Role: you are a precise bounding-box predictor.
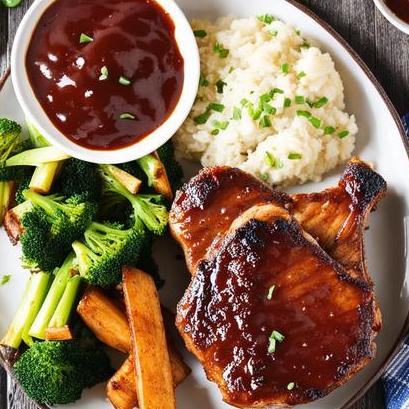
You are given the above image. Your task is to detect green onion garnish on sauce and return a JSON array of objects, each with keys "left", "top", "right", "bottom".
[
  {"left": 267, "top": 285, "right": 276, "bottom": 300},
  {"left": 79, "top": 33, "right": 93, "bottom": 44},
  {"left": 287, "top": 382, "right": 296, "bottom": 391},
  {"left": 268, "top": 330, "right": 285, "bottom": 354},
  {"left": 194, "top": 29, "right": 207, "bottom": 38},
  {"left": 120, "top": 113, "right": 136, "bottom": 120},
  {"left": 99, "top": 66, "right": 109, "bottom": 81},
  {"left": 288, "top": 152, "right": 302, "bottom": 160},
  {"left": 119, "top": 76, "right": 131, "bottom": 86}
]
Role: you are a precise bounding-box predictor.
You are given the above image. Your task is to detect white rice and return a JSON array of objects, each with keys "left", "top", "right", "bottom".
[{"left": 174, "top": 16, "right": 357, "bottom": 186}]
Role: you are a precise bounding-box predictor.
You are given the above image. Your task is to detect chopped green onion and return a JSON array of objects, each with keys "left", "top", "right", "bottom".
[
  {"left": 119, "top": 76, "right": 131, "bottom": 86},
  {"left": 240, "top": 98, "right": 250, "bottom": 107},
  {"left": 264, "top": 152, "right": 283, "bottom": 169},
  {"left": 194, "top": 110, "right": 211, "bottom": 124},
  {"left": 79, "top": 33, "right": 93, "bottom": 44},
  {"left": 324, "top": 126, "right": 336, "bottom": 135},
  {"left": 213, "top": 42, "right": 229, "bottom": 59},
  {"left": 259, "top": 93, "right": 272, "bottom": 104},
  {"left": 295, "top": 96, "right": 305, "bottom": 104},
  {"left": 288, "top": 152, "right": 302, "bottom": 160},
  {"left": 1, "top": 0, "right": 22, "bottom": 7},
  {"left": 260, "top": 172, "right": 269, "bottom": 182},
  {"left": 300, "top": 40, "right": 310, "bottom": 48},
  {"left": 194, "top": 29, "right": 207, "bottom": 38},
  {"left": 229, "top": 66, "right": 235, "bottom": 74},
  {"left": 314, "top": 96, "right": 329, "bottom": 108},
  {"left": 99, "top": 66, "right": 109, "bottom": 81},
  {"left": 306, "top": 98, "right": 314, "bottom": 108},
  {"left": 270, "top": 88, "right": 284, "bottom": 99},
  {"left": 296, "top": 110, "right": 311, "bottom": 119},
  {"left": 338, "top": 130, "right": 350, "bottom": 139},
  {"left": 268, "top": 330, "right": 285, "bottom": 354},
  {"left": 263, "top": 103, "right": 276, "bottom": 115},
  {"left": 287, "top": 382, "right": 296, "bottom": 391},
  {"left": 211, "top": 129, "right": 220, "bottom": 135},
  {"left": 268, "top": 29, "right": 278, "bottom": 37},
  {"left": 267, "top": 285, "right": 276, "bottom": 300},
  {"left": 259, "top": 115, "right": 272, "bottom": 128},
  {"left": 199, "top": 73, "right": 209, "bottom": 87},
  {"left": 309, "top": 116, "right": 321, "bottom": 129},
  {"left": 284, "top": 98, "right": 292, "bottom": 108},
  {"left": 212, "top": 120, "right": 229, "bottom": 130},
  {"left": 0, "top": 275, "right": 11, "bottom": 285},
  {"left": 120, "top": 113, "right": 135, "bottom": 120},
  {"left": 233, "top": 107, "right": 242, "bottom": 120},
  {"left": 297, "top": 71, "right": 306, "bottom": 79},
  {"left": 295, "top": 29, "right": 301, "bottom": 36},
  {"left": 216, "top": 79, "right": 227, "bottom": 94},
  {"left": 248, "top": 104, "right": 262, "bottom": 120},
  {"left": 209, "top": 102, "right": 225, "bottom": 112},
  {"left": 257, "top": 14, "right": 275, "bottom": 24},
  {"left": 281, "top": 63, "right": 290, "bottom": 74}
]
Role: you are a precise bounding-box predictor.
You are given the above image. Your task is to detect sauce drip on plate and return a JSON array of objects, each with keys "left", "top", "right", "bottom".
[
  {"left": 26, "top": 0, "right": 184, "bottom": 150},
  {"left": 385, "top": 0, "right": 409, "bottom": 24}
]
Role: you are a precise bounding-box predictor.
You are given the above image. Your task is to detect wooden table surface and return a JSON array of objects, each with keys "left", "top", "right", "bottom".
[{"left": 1, "top": 0, "right": 408, "bottom": 408}]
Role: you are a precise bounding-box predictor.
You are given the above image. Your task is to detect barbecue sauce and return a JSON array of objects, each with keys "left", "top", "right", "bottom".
[
  {"left": 385, "top": 0, "right": 409, "bottom": 24},
  {"left": 26, "top": 0, "right": 184, "bottom": 150}
]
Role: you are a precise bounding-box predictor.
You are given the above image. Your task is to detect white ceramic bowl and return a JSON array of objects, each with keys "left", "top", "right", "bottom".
[
  {"left": 11, "top": 0, "right": 200, "bottom": 164},
  {"left": 374, "top": 0, "right": 409, "bottom": 35}
]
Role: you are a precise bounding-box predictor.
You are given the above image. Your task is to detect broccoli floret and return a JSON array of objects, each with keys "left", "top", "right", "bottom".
[
  {"left": 20, "top": 191, "right": 96, "bottom": 272},
  {"left": 100, "top": 165, "right": 168, "bottom": 235},
  {"left": 13, "top": 340, "right": 112, "bottom": 405},
  {"left": 72, "top": 221, "right": 146, "bottom": 287},
  {"left": 54, "top": 158, "right": 100, "bottom": 200},
  {"left": 157, "top": 140, "right": 184, "bottom": 191},
  {"left": 14, "top": 169, "right": 35, "bottom": 205}
]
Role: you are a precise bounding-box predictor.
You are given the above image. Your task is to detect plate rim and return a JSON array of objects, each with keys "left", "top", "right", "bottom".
[{"left": 1, "top": 0, "right": 409, "bottom": 406}]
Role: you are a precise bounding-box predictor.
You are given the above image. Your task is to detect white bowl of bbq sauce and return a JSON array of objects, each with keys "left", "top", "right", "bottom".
[
  {"left": 11, "top": 0, "right": 200, "bottom": 164},
  {"left": 374, "top": 0, "right": 409, "bottom": 35}
]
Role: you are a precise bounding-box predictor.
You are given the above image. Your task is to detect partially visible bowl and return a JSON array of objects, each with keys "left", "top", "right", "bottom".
[
  {"left": 11, "top": 0, "right": 200, "bottom": 164},
  {"left": 374, "top": 0, "right": 409, "bottom": 35}
]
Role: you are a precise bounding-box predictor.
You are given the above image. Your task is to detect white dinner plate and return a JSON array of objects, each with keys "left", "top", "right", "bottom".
[{"left": 1, "top": 0, "right": 409, "bottom": 408}]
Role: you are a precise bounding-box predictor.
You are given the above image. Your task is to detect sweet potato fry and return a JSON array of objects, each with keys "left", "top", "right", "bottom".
[
  {"left": 77, "top": 287, "right": 131, "bottom": 353},
  {"left": 107, "top": 356, "right": 137, "bottom": 409},
  {"left": 123, "top": 267, "right": 175, "bottom": 409}
]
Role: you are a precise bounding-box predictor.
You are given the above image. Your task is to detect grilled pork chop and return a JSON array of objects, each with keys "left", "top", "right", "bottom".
[{"left": 170, "top": 158, "right": 386, "bottom": 407}]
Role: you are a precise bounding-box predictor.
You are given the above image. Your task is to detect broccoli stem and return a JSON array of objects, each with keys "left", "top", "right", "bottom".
[
  {"left": 29, "top": 254, "right": 77, "bottom": 340},
  {"left": 0, "top": 180, "right": 14, "bottom": 224},
  {"left": 22, "top": 189, "right": 60, "bottom": 215},
  {"left": 26, "top": 119, "right": 50, "bottom": 148},
  {"left": 48, "top": 275, "right": 82, "bottom": 329},
  {"left": 1, "top": 271, "right": 51, "bottom": 349},
  {"left": 6, "top": 147, "right": 70, "bottom": 167},
  {"left": 29, "top": 162, "right": 63, "bottom": 194}
]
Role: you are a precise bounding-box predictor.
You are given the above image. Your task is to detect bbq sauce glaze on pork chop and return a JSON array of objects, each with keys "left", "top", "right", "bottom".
[{"left": 171, "top": 158, "right": 386, "bottom": 407}]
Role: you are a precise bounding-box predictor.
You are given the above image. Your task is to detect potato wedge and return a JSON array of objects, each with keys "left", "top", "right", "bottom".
[
  {"left": 107, "top": 356, "right": 137, "bottom": 409},
  {"left": 123, "top": 267, "right": 175, "bottom": 409},
  {"left": 77, "top": 287, "right": 131, "bottom": 353},
  {"left": 45, "top": 325, "right": 73, "bottom": 341}
]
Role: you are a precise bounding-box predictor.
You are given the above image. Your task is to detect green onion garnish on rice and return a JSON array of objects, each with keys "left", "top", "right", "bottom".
[
  {"left": 281, "top": 63, "right": 290, "bottom": 74},
  {"left": 194, "top": 29, "right": 207, "bottom": 38},
  {"left": 296, "top": 110, "right": 311, "bottom": 119},
  {"left": 288, "top": 152, "right": 302, "bottom": 160},
  {"left": 259, "top": 115, "right": 272, "bottom": 128},
  {"left": 233, "top": 107, "right": 242, "bottom": 120},
  {"left": 213, "top": 42, "right": 229, "bottom": 58},
  {"left": 338, "top": 130, "right": 349, "bottom": 139},
  {"left": 257, "top": 14, "right": 275, "bottom": 24},
  {"left": 324, "top": 126, "right": 336, "bottom": 135},
  {"left": 216, "top": 79, "right": 227, "bottom": 94}
]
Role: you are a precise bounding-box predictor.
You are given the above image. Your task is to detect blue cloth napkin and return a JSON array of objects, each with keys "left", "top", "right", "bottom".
[{"left": 382, "top": 113, "right": 409, "bottom": 409}]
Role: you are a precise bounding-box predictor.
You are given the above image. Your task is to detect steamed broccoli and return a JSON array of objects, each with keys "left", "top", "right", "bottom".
[
  {"left": 0, "top": 118, "right": 23, "bottom": 223},
  {"left": 13, "top": 340, "right": 112, "bottom": 405},
  {"left": 54, "top": 158, "right": 100, "bottom": 200},
  {"left": 14, "top": 169, "right": 34, "bottom": 205},
  {"left": 20, "top": 191, "right": 96, "bottom": 272},
  {"left": 99, "top": 165, "right": 168, "bottom": 235},
  {"left": 72, "top": 221, "right": 145, "bottom": 287}
]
